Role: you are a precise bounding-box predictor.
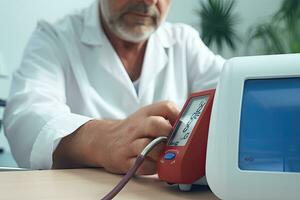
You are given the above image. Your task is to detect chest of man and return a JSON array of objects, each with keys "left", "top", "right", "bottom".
[{"left": 63, "top": 37, "right": 189, "bottom": 120}]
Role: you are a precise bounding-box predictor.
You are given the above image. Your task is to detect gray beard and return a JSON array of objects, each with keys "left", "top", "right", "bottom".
[{"left": 100, "top": 1, "right": 163, "bottom": 43}]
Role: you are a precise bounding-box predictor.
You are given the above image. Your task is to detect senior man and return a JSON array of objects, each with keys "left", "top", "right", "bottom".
[{"left": 4, "top": 0, "right": 225, "bottom": 175}]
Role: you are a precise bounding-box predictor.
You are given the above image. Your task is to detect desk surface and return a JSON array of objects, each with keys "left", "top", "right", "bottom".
[{"left": 0, "top": 168, "right": 219, "bottom": 200}]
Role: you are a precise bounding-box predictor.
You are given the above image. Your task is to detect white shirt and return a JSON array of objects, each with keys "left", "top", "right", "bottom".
[
  {"left": 3, "top": 1, "right": 225, "bottom": 169},
  {"left": 133, "top": 78, "right": 140, "bottom": 95}
]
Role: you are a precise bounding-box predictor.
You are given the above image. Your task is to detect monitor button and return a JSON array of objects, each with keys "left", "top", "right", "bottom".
[{"left": 164, "top": 152, "right": 176, "bottom": 160}]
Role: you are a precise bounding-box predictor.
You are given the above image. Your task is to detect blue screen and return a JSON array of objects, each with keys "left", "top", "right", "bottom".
[{"left": 239, "top": 78, "right": 300, "bottom": 172}]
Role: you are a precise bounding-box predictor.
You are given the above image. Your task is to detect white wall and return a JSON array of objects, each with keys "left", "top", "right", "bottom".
[
  {"left": 0, "top": 0, "right": 283, "bottom": 150},
  {"left": 167, "top": 0, "right": 282, "bottom": 58},
  {"left": 0, "top": 0, "right": 94, "bottom": 97}
]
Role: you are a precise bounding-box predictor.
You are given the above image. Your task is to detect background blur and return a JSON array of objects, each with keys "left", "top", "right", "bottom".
[{"left": 0, "top": 0, "right": 293, "bottom": 167}]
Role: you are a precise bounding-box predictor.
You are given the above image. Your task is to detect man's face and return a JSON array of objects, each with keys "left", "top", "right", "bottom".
[{"left": 100, "top": 0, "right": 171, "bottom": 43}]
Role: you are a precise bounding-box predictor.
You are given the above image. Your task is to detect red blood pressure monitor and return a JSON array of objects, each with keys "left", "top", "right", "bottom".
[{"left": 157, "top": 89, "right": 215, "bottom": 189}]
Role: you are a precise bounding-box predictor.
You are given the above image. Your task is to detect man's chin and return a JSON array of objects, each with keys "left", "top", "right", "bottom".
[
  {"left": 115, "top": 26, "right": 156, "bottom": 43},
  {"left": 118, "top": 33, "right": 151, "bottom": 43}
]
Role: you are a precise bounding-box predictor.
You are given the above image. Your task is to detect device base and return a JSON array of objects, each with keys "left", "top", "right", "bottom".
[{"left": 178, "top": 176, "right": 208, "bottom": 191}]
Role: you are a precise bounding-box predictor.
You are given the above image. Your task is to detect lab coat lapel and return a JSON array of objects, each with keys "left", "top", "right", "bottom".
[
  {"left": 98, "top": 38, "right": 139, "bottom": 101},
  {"left": 138, "top": 33, "right": 170, "bottom": 99},
  {"left": 81, "top": 1, "right": 138, "bottom": 101},
  {"left": 80, "top": 2, "right": 176, "bottom": 102}
]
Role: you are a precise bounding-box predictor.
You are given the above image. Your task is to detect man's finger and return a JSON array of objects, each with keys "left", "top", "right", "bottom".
[
  {"left": 142, "top": 116, "right": 173, "bottom": 138},
  {"left": 146, "top": 142, "right": 165, "bottom": 161},
  {"left": 130, "top": 138, "right": 166, "bottom": 161},
  {"left": 143, "top": 101, "right": 180, "bottom": 125},
  {"left": 130, "top": 138, "right": 152, "bottom": 156}
]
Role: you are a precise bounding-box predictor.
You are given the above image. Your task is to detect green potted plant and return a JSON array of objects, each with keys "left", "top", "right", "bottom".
[
  {"left": 195, "top": 0, "right": 241, "bottom": 53},
  {"left": 247, "top": 0, "right": 300, "bottom": 54}
]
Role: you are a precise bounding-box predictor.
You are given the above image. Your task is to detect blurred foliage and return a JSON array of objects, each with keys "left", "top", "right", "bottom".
[
  {"left": 196, "top": 0, "right": 241, "bottom": 52},
  {"left": 248, "top": 0, "right": 300, "bottom": 54}
]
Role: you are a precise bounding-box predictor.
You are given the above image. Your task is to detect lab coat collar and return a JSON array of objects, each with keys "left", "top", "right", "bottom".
[
  {"left": 138, "top": 34, "right": 169, "bottom": 99},
  {"left": 80, "top": 1, "right": 176, "bottom": 48},
  {"left": 155, "top": 22, "right": 176, "bottom": 48},
  {"left": 95, "top": 32, "right": 170, "bottom": 101},
  {"left": 81, "top": 1, "right": 176, "bottom": 101},
  {"left": 80, "top": 1, "right": 105, "bottom": 46}
]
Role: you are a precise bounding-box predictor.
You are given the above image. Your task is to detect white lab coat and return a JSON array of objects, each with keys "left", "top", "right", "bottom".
[{"left": 3, "top": 1, "right": 225, "bottom": 169}]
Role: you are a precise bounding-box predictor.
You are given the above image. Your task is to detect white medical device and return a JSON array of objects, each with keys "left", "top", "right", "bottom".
[{"left": 206, "top": 54, "right": 300, "bottom": 200}]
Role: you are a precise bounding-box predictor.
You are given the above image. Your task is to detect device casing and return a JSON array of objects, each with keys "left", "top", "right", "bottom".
[
  {"left": 206, "top": 54, "right": 300, "bottom": 200},
  {"left": 158, "top": 90, "right": 215, "bottom": 184}
]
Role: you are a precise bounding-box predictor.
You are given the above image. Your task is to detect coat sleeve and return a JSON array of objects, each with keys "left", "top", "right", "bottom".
[
  {"left": 3, "top": 22, "right": 92, "bottom": 169},
  {"left": 186, "top": 27, "right": 226, "bottom": 93}
]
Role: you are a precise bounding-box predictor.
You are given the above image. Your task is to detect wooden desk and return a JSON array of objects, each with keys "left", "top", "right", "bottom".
[{"left": 0, "top": 169, "right": 219, "bottom": 200}]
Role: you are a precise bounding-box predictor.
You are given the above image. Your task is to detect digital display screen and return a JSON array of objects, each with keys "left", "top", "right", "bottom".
[
  {"left": 239, "top": 78, "right": 300, "bottom": 172},
  {"left": 168, "top": 96, "right": 209, "bottom": 146}
]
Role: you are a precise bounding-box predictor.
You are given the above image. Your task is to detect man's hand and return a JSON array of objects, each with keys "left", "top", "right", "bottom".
[{"left": 53, "top": 101, "right": 180, "bottom": 175}]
